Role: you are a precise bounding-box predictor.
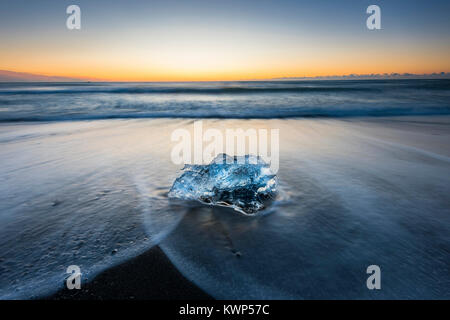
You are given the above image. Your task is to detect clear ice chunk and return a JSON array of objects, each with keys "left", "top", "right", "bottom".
[{"left": 168, "top": 154, "right": 278, "bottom": 215}]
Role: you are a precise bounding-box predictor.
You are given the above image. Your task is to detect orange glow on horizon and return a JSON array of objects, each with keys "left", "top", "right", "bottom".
[
  {"left": 2, "top": 66, "right": 449, "bottom": 82},
  {"left": 1, "top": 38, "right": 449, "bottom": 81},
  {"left": 2, "top": 0, "right": 450, "bottom": 82}
]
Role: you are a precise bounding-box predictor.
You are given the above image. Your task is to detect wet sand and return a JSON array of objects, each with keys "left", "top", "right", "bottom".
[
  {"left": 1, "top": 116, "right": 449, "bottom": 299},
  {"left": 48, "top": 246, "right": 211, "bottom": 300}
]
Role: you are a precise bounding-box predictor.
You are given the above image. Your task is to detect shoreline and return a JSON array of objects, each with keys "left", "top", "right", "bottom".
[
  {"left": 46, "top": 246, "right": 212, "bottom": 300},
  {"left": 1, "top": 115, "right": 448, "bottom": 299}
]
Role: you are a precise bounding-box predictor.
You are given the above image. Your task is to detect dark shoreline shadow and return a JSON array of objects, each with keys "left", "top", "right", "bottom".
[{"left": 45, "top": 245, "right": 212, "bottom": 300}]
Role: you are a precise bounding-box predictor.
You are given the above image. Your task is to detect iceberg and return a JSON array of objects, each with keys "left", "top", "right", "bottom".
[{"left": 168, "top": 154, "right": 278, "bottom": 215}]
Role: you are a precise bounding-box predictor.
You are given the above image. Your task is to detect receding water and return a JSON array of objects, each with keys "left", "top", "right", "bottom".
[{"left": 0, "top": 117, "right": 449, "bottom": 299}]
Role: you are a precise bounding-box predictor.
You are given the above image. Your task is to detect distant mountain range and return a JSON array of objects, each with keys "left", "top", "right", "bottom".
[
  {"left": 1, "top": 69, "right": 449, "bottom": 82},
  {"left": 0, "top": 70, "right": 93, "bottom": 82}
]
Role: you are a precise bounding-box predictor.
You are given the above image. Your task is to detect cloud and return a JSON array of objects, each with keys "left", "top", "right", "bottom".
[
  {"left": 273, "top": 72, "right": 450, "bottom": 80},
  {"left": 0, "top": 70, "right": 97, "bottom": 82}
]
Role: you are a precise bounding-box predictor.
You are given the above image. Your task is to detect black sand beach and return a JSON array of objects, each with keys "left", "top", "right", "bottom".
[
  {"left": 1, "top": 115, "right": 449, "bottom": 299},
  {"left": 48, "top": 246, "right": 211, "bottom": 300}
]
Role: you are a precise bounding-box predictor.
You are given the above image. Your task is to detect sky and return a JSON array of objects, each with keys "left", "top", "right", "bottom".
[{"left": 0, "top": 0, "right": 449, "bottom": 81}]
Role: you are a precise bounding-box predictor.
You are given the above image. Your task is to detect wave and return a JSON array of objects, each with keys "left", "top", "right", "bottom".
[
  {"left": 1, "top": 107, "right": 449, "bottom": 122},
  {"left": 0, "top": 86, "right": 384, "bottom": 95},
  {"left": 1, "top": 79, "right": 449, "bottom": 95},
  {"left": 0, "top": 80, "right": 449, "bottom": 122}
]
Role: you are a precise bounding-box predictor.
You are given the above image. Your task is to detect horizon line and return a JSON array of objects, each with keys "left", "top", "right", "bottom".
[{"left": 1, "top": 69, "right": 450, "bottom": 83}]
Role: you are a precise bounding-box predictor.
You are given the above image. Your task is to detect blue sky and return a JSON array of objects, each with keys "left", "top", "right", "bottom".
[{"left": 0, "top": 0, "right": 449, "bottom": 80}]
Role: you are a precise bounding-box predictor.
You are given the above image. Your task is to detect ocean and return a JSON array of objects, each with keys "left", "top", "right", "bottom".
[
  {"left": 0, "top": 79, "right": 449, "bottom": 121},
  {"left": 0, "top": 80, "right": 449, "bottom": 299}
]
